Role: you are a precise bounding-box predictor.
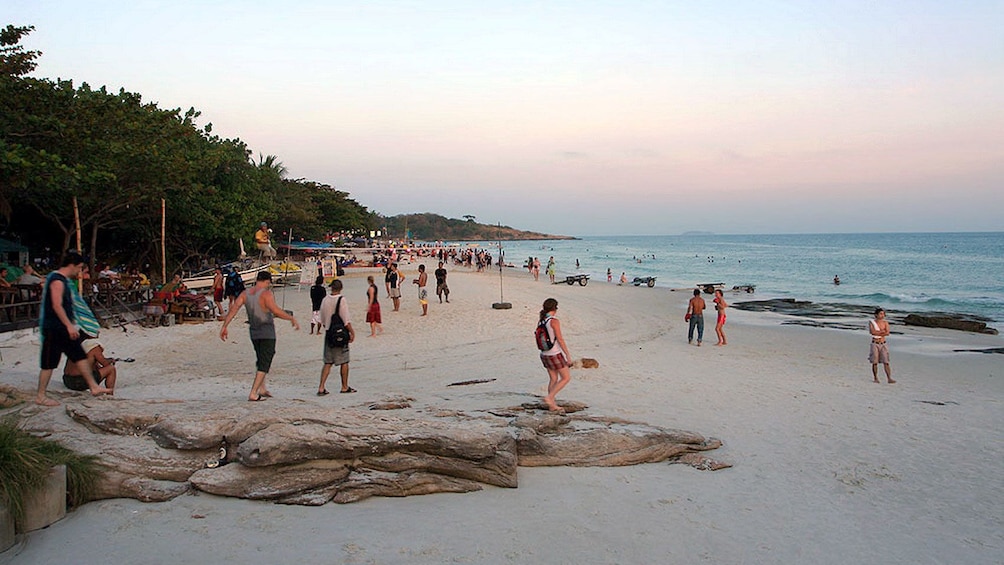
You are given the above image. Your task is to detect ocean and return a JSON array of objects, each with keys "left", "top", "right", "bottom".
[{"left": 491, "top": 232, "right": 1004, "bottom": 325}]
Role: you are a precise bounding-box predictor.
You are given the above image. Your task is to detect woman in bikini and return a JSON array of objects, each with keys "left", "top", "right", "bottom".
[{"left": 713, "top": 289, "right": 728, "bottom": 346}]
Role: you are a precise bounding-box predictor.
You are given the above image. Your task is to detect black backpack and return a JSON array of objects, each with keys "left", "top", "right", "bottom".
[{"left": 325, "top": 297, "right": 349, "bottom": 348}]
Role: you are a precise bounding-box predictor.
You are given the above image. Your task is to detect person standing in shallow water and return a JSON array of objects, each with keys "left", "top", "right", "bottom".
[
  {"left": 538, "top": 298, "right": 572, "bottom": 413},
  {"left": 869, "top": 307, "right": 895, "bottom": 384}
]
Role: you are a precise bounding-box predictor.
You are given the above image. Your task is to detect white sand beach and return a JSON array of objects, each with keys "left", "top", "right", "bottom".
[{"left": 2, "top": 266, "right": 1002, "bottom": 564}]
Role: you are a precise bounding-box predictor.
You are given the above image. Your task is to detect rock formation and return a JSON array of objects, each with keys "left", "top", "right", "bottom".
[{"left": 5, "top": 389, "right": 727, "bottom": 506}]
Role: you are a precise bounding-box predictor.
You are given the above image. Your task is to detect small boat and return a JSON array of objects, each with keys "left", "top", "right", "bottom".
[
  {"left": 269, "top": 261, "right": 303, "bottom": 285},
  {"left": 184, "top": 260, "right": 271, "bottom": 290}
]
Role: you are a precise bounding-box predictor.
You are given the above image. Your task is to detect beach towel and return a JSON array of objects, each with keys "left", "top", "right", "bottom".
[{"left": 70, "top": 282, "right": 101, "bottom": 338}]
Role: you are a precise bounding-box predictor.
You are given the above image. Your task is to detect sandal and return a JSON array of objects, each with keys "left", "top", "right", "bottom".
[
  {"left": 317, "top": 389, "right": 330, "bottom": 396},
  {"left": 339, "top": 387, "right": 357, "bottom": 394},
  {"left": 248, "top": 395, "right": 267, "bottom": 402}
]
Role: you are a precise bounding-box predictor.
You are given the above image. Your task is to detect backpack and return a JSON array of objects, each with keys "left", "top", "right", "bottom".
[
  {"left": 325, "top": 297, "right": 350, "bottom": 348},
  {"left": 534, "top": 317, "right": 555, "bottom": 351}
]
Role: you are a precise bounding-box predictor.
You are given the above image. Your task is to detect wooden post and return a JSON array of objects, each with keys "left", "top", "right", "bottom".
[
  {"left": 161, "top": 198, "right": 166, "bottom": 284},
  {"left": 73, "top": 197, "right": 82, "bottom": 293}
]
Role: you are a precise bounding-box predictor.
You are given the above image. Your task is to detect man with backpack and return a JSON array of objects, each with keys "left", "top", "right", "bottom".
[{"left": 317, "top": 279, "right": 356, "bottom": 395}]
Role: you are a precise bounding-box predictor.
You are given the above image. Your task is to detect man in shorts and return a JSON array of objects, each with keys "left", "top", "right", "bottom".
[
  {"left": 212, "top": 266, "right": 225, "bottom": 319},
  {"left": 434, "top": 261, "right": 449, "bottom": 303},
  {"left": 317, "top": 279, "right": 356, "bottom": 395},
  {"left": 36, "top": 251, "right": 112, "bottom": 406},
  {"left": 868, "top": 308, "right": 895, "bottom": 384},
  {"left": 387, "top": 262, "right": 401, "bottom": 312},
  {"left": 220, "top": 271, "right": 300, "bottom": 401},
  {"left": 413, "top": 264, "right": 428, "bottom": 316}
]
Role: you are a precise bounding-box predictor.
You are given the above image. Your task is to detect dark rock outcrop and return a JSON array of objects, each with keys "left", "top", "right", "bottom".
[{"left": 903, "top": 314, "right": 998, "bottom": 335}]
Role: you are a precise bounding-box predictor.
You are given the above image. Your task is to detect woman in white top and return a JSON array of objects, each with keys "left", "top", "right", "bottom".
[{"left": 537, "top": 297, "right": 572, "bottom": 413}]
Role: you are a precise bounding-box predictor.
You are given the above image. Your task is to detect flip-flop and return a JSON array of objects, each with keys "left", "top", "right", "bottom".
[
  {"left": 339, "top": 387, "right": 357, "bottom": 394},
  {"left": 317, "top": 390, "right": 329, "bottom": 396},
  {"left": 248, "top": 395, "right": 267, "bottom": 402},
  {"left": 259, "top": 391, "right": 273, "bottom": 398}
]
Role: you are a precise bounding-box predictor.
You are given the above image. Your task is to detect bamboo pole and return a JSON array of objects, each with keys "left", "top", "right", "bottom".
[
  {"left": 161, "top": 198, "right": 166, "bottom": 284},
  {"left": 73, "top": 197, "right": 82, "bottom": 292}
]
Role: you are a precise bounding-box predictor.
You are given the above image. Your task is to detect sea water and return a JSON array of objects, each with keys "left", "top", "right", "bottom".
[{"left": 491, "top": 232, "right": 1004, "bottom": 324}]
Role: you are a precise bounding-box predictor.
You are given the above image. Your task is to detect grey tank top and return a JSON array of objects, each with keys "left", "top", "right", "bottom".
[{"left": 244, "top": 287, "right": 275, "bottom": 340}]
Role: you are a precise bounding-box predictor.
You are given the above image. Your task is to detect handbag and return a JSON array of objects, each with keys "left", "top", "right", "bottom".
[{"left": 325, "top": 297, "right": 349, "bottom": 347}]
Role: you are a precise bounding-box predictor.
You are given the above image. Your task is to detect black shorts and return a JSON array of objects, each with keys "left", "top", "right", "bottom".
[
  {"left": 62, "top": 369, "right": 103, "bottom": 391},
  {"left": 40, "top": 326, "right": 87, "bottom": 370},
  {"left": 252, "top": 339, "right": 276, "bottom": 373}
]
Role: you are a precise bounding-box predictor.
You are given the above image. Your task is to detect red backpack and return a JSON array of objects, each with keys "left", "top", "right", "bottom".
[{"left": 534, "top": 317, "right": 555, "bottom": 351}]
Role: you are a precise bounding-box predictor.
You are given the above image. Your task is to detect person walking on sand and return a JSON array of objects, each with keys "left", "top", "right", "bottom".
[
  {"left": 547, "top": 256, "right": 556, "bottom": 283},
  {"left": 35, "top": 251, "right": 113, "bottom": 406},
  {"left": 220, "top": 271, "right": 299, "bottom": 401},
  {"left": 537, "top": 298, "right": 572, "bottom": 413},
  {"left": 413, "top": 264, "right": 429, "bottom": 316},
  {"left": 317, "top": 279, "right": 356, "bottom": 395},
  {"left": 365, "top": 275, "right": 383, "bottom": 336},
  {"left": 309, "top": 275, "right": 326, "bottom": 335},
  {"left": 713, "top": 289, "right": 728, "bottom": 345},
  {"left": 434, "top": 261, "right": 450, "bottom": 303},
  {"left": 869, "top": 307, "right": 895, "bottom": 384},
  {"left": 686, "top": 288, "right": 706, "bottom": 346}
]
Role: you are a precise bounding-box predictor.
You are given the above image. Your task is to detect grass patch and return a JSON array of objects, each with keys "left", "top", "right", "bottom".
[{"left": 0, "top": 416, "right": 100, "bottom": 521}]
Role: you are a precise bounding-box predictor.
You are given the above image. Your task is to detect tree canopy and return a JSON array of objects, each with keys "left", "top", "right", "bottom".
[{"left": 0, "top": 25, "right": 377, "bottom": 279}]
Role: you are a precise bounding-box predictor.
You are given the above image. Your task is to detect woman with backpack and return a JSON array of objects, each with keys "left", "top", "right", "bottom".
[{"left": 536, "top": 297, "right": 572, "bottom": 414}]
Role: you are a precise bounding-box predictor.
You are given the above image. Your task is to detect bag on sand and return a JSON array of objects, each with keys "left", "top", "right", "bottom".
[{"left": 325, "top": 297, "right": 349, "bottom": 348}]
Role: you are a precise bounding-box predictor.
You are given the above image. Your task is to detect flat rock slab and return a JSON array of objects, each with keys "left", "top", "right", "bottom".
[{"left": 8, "top": 393, "right": 728, "bottom": 506}]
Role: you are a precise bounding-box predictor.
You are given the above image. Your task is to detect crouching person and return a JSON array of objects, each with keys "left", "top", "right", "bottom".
[{"left": 62, "top": 338, "right": 117, "bottom": 393}]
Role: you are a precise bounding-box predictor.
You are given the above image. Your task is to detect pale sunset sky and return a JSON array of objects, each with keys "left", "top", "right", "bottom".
[{"left": 9, "top": 1, "right": 1004, "bottom": 236}]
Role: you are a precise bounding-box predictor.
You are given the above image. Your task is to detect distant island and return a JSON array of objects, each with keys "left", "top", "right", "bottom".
[{"left": 381, "top": 213, "right": 576, "bottom": 241}]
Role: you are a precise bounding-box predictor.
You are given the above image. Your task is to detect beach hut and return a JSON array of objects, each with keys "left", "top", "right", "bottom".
[{"left": 0, "top": 238, "right": 28, "bottom": 268}]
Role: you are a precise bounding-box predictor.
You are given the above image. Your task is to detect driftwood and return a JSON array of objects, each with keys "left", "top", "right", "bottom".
[{"left": 7, "top": 391, "right": 728, "bottom": 506}]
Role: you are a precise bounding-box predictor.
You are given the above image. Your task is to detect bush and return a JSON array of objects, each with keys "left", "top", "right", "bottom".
[{"left": 0, "top": 417, "right": 99, "bottom": 521}]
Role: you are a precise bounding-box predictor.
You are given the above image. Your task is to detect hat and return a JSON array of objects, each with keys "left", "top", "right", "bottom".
[
  {"left": 260, "top": 221, "right": 268, "bottom": 227},
  {"left": 81, "top": 339, "right": 101, "bottom": 353}
]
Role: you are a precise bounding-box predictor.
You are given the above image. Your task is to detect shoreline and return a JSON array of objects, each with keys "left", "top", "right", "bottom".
[{"left": 2, "top": 267, "right": 1002, "bottom": 564}]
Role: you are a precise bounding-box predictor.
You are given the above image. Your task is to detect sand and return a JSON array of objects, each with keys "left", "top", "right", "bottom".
[{"left": 1, "top": 265, "right": 1002, "bottom": 564}]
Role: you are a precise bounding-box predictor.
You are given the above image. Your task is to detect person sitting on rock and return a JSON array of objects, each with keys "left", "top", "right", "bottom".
[{"left": 62, "top": 338, "right": 117, "bottom": 393}]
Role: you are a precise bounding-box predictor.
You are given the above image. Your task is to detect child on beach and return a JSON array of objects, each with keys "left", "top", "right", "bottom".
[{"left": 537, "top": 298, "right": 572, "bottom": 413}]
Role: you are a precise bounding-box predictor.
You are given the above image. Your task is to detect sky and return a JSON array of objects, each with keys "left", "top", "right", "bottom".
[{"left": 8, "top": 1, "right": 1004, "bottom": 236}]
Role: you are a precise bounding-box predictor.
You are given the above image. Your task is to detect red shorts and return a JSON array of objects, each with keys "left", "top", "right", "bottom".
[
  {"left": 540, "top": 352, "right": 569, "bottom": 370},
  {"left": 214, "top": 288, "right": 224, "bottom": 302}
]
